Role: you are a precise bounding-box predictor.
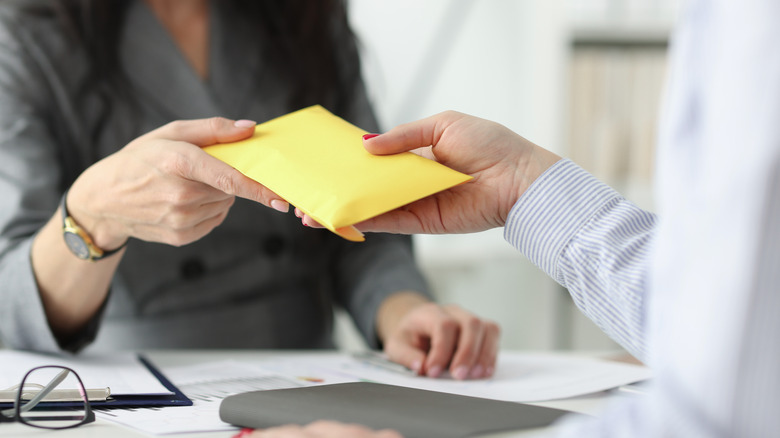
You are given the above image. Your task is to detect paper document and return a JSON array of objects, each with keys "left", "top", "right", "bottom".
[
  {"left": 96, "top": 352, "right": 651, "bottom": 435},
  {"left": 0, "top": 350, "right": 170, "bottom": 396},
  {"left": 257, "top": 351, "right": 652, "bottom": 403},
  {"left": 205, "top": 105, "right": 472, "bottom": 241},
  {"left": 96, "top": 360, "right": 306, "bottom": 435},
  {"left": 353, "top": 352, "right": 652, "bottom": 402}
]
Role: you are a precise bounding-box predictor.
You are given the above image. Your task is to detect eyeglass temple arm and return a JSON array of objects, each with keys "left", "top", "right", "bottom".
[{"left": 17, "top": 369, "right": 70, "bottom": 414}]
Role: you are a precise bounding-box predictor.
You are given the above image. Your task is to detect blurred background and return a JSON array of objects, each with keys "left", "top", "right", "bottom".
[{"left": 335, "top": 0, "right": 682, "bottom": 356}]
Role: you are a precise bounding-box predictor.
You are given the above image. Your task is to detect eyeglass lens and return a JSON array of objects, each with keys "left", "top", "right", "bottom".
[{"left": 17, "top": 366, "right": 90, "bottom": 429}]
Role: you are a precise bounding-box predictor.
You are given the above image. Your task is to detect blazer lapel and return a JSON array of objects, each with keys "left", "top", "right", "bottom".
[
  {"left": 119, "top": 0, "right": 220, "bottom": 120},
  {"left": 207, "top": 1, "right": 264, "bottom": 120}
]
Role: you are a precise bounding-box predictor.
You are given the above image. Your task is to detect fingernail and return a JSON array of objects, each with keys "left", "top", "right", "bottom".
[
  {"left": 453, "top": 366, "right": 469, "bottom": 380},
  {"left": 411, "top": 360, "right": 422, "bottom": 374},
  {"left": 303, "top": 216, "right": 319, "bottom": 228},
  {"left": 270, "top": 199, "right": 289, "bottom": 213},
  {"left": 234, "top": 119, "right": 257, "bottom": 128},
  {"left": 469, "top": 365, "right": 484, "bottom": 379},
  {"left": 427, "top": 365, "right": 443, "bottom": 378},
  {"left": 485, "top": 366, "right": 495, "bottom": 377},
  {"left": 362, "top": 133, "right": 380, "bottom": 141}
]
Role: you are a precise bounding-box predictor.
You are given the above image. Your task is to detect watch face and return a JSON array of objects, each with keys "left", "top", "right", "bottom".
[{"left": 64, "top": 231, "right": 91, "bottom": 260}]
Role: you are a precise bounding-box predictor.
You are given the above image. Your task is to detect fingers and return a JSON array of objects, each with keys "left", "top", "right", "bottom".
[
  {"left": 384, "top": 341, "right": 426, "bottom": 376},
  {"left": 298, "top": 205, "right": 429, "bottom": 236},
  {"left": 133, "top": 117, "right": 288, "bottom": 209},
  {"left": 190, "top": 151, "right": 285, "bottom": 206},
  {"left": 443, "top": 305, "right": 500, "bottom": 380},
  {"left": 296, "top": 208, "right": 322, "bottom": 227},
  {"left": 383, "top": 303, "right": 500, "bottom": 380},
  {"left": 422, "top": 311, "right": 460, "bottom": 378},
  {"left": 382, "top": 302, "right": 441, "bottom": 376},
  {"left": 293, "top": 208, "right": 364, "bottom": 240},
  {"left": 152, "top": 137, "right": 286, "bottom": 209},
  {"left": 475, "top": 321, "right": 500, "bottom": 378},
  {"left": 351, "top": 207, "right": 426, "bottom": 235},
  {"left": 303, "top": 420, "right": 401, "bottom": 438},
  {"left": 250, "top": 420, "right": 403, "bottom": 438},
  {"left": 435, "top": 305, "right": 483, "bottom": 380},
  {"left": 362, "top": 111, "right": 466, "bottom": 156},
  {"left": 147, "top": 117, "right": 257, "bottom": 147}
]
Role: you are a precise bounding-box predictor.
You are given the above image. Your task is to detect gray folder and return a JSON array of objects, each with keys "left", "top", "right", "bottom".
[{"left": 219, "top": 382, "right": 573, "bottom": 438}]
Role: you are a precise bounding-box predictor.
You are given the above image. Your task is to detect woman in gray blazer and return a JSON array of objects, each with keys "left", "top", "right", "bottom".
[{"left": 0, "top": 0, "right": 499, "bottom": 380}]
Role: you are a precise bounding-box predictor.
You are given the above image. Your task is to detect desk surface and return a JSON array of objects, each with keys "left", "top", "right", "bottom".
[{"left": 0, "top": 350, "right": 632, "bottom": 438}]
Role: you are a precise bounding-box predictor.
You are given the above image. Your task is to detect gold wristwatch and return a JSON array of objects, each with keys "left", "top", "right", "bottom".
[{"left": 61, "top": 190, "right": 126, "bottom": 261}]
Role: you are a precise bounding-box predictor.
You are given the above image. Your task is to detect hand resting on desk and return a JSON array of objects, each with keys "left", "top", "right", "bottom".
[{"left": 375, "top": 292, "right": 500, "bottom": 380}]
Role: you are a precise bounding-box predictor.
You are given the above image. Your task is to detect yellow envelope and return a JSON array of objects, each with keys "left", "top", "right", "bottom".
[{"left": 204, "top": 105, "right": 472, "bottom": 242}]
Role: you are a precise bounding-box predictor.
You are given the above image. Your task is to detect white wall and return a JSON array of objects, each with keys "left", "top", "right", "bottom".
[
  {"left": 349, "top": 0, "right": 566, "bottom": 152},
  {"left": 337, "top": 0, "right": 623, "bottom": 352}
]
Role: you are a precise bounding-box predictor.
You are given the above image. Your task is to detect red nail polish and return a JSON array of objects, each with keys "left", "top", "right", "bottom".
[{"left": 362, "top": 133, "right": 380, "bottom": 140}]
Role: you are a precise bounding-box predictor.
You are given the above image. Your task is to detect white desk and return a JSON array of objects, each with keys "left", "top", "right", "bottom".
[{"left": 0, "top": 350, "right": 637, "bottom": 438}]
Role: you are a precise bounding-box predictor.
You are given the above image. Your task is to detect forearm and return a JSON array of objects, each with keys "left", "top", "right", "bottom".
[
  {"left": 31, "top": 206, "right": 123, "bottom": 340},
  {"left": 505, "top": 159, "right": 655, "bottom": 360}
]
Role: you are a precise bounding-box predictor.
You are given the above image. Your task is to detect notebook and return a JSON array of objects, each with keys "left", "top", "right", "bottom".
[
  {"left": 0, "top": 352, "right": 191, "bottom": 410},
  {"left": 220, "top": 382, "right": 572, "bottom": 438}
]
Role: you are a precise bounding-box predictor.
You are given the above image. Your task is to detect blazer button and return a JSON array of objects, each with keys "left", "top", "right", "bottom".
[
  {"left": 262, "top": 235, "right": 285, "bottom": 257},
  {"left": 180, "top": 258, "right": 206, "bottom": 279}
]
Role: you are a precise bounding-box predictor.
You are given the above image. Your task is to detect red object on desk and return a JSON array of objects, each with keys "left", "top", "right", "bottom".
[{"left": 232, "top": 428, "right": 254, "bottom": 438}]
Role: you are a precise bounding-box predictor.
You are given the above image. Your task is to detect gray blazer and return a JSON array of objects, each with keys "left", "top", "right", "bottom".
[{"left": 0, "top": 0, "right": 430, "bottom": 353}]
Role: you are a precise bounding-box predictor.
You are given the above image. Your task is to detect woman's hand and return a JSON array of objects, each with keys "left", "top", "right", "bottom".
[
  {"left": 298, "top": 111, "right": 561, "bottom": 235},
  {"left": 68, "top": 117, "right": 288, "bottom": 249},
  {"left": 241, "top": 421, "right": 402, "bottom": 438},
  {"left": 376, "top": 293, "right": 500, "bottom": 380}
]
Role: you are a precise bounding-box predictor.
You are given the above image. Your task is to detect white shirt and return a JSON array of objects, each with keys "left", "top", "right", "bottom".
[{"left": 505, "top": 0, "right": 780, "bottom": 436}]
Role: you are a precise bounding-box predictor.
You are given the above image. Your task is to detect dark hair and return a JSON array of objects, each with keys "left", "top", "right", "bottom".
[{"left": 50, "top": 0, "right": 359, "bottom": 114}]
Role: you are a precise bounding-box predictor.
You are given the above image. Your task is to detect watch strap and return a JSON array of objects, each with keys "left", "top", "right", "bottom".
[{"left": 60, "top": 190, "right": 126, "bottom": 260}]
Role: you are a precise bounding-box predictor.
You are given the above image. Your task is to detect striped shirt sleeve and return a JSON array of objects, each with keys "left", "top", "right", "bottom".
[{"left": 504, "top": 159, "right": 656, "bottom": 360}]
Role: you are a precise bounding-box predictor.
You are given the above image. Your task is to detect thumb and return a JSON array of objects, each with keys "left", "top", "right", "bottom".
[
  {"left": 147, "top": 117, "right": 257, "bottom": 147},
  {"left": 362, "top": 111, "right": 466, "bottom": 156},
  {"left": 384, "top": 342, "right": 427, "bottom": 376}
]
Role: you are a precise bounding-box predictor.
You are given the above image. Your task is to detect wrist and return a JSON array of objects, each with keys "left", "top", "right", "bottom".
[
  {"left": 376, "top": 291, "right": 430, "bottom": 343},
  {"left": 510, "top": 145, "right": 562, "bottom": 215},
  {"left": 62, "top": 189, "right": 128, "bottom": 260}
]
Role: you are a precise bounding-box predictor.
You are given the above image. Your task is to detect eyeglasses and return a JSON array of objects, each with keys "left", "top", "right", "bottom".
[{"left": 0, "top": 365, "right": 95, "bottom": 430}]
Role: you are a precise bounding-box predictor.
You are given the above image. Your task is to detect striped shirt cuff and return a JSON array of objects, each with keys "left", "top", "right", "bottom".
[{"left": 504, "top": 159, "right": 623, "bottom": 285}]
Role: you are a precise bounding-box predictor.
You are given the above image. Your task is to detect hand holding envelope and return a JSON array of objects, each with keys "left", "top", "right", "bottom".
[
  {"left": 204, "top": 106, "right": 472, "bottom": 241},
  {"left": 297, "top": 110, "right": 563, "bottom": 237}
]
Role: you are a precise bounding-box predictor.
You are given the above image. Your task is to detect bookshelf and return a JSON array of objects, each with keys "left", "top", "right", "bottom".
[
  {"left": 539, "top": 1, "right": 680, "bottom": 353},
  {"left": 565, "top": 1, "right": 679, "bottom": 211}
]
